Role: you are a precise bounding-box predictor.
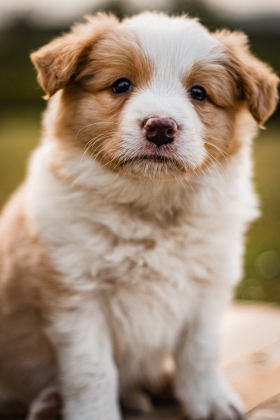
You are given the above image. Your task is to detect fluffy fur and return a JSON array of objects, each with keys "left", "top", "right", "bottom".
[{"left": 0, "top": 12, "right": 278, "bottom": 420}]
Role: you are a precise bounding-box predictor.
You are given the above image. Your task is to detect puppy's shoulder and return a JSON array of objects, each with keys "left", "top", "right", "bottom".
[{"left": 0, "top": 183, "right": 61, "bottom": 308}]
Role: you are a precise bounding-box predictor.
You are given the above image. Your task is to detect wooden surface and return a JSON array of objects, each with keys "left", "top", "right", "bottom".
[
  {"left": 221, "top": 302, "right": 280, "bottom": 413},
  {"left": 1, "top": 302, "right": 280, "bottom": 420},
  {"left": 123, "top": 393, "right": 280, "bottom": 420},
  {"left": 247, "top": 394, "right": 280, "bottom": 419}
]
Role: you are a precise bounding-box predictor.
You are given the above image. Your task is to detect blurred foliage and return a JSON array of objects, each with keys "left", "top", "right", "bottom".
[
  {"left": 0, "top": 20, "right": 59, "bottom": 107},
  {"left": 235, "top": 125, "right": 280, "bottom": 302},
  {"left": 0, "top": 0, "right": 279, "bottom": 302},
  {"left": 0, "top": 109, "right": 40, "bottom": 206}
]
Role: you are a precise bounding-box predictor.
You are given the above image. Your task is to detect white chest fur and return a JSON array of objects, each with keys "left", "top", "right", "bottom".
[{"left": 27, "top": 142, "right": 258, "bottom": 357}]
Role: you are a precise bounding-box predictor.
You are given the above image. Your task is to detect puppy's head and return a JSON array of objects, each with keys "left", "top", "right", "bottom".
[{"left": 31, "top": 13, "right": 279, "bottom": 180}]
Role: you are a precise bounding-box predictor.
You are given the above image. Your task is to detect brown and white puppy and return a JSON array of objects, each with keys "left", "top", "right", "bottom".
[{"left": 0, "top": 12, "right": 278, "bottom": 420}]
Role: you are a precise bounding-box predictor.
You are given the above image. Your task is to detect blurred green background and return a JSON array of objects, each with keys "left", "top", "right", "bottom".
[{"left": 0, "top": 0, "right": 279, "bottom": 302}]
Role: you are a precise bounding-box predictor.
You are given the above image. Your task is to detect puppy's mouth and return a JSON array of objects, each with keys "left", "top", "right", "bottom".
[
  {"left": 117, "top": 153, "right": 187, "bottom": 179},
  {"left": 125, "top": 154, "right": 174, "bottom": 164}
]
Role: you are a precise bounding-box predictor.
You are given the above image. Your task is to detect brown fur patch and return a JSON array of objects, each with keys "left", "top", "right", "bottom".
[
  {"left": 184, "top": 61, "right": 243, "bottom": 165},
  {"left": 30, "top": 14, "right": 119, "bottom": 98},
  {"left": 77, "top": 27, "right": 152, "bottom": 91},
  {"left": 185, "top": 61, "right": 238, "bottom": 109},
  {"left": 31, "top": 14, "right": 152, "bottom": 175},
  {"left": 0, "top": 187, "right": 72, "bottom": 402},
  {"left": 50, "top": 26, "right": 152, "bottom": 174},
  {"left": 213, "top": 30, "right": 279, "bottom": 126},
  {"left": 184, "top": 34, "right": 279, "bottom": 169}
]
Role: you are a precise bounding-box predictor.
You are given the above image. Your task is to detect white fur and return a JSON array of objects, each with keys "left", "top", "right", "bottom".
[{"left": 24, "top": 140, "right": 257, "bottom": 419}]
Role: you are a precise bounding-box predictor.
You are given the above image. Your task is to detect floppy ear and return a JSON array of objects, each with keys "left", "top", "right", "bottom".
[
  {"left": 30, "top": 13, "right": 118, "bottom": 98},
  {"left": 214, "top": 30, "right": 279, "bottom": 126}
]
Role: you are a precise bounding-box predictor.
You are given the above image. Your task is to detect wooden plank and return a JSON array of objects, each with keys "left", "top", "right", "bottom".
[
  {"left": 247, "top": 394, "right": 280, "bottom": 419},
  {"left": 220, "top": 302, "right": 280, "bottom": 366},
  {"left": 221, "top": 303, "right": 280, "bottom": 412}
]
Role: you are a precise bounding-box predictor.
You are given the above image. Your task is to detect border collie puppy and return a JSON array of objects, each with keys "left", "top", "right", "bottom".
[{"left": 0, "top": 12, "right": 278, "bottom": 420}]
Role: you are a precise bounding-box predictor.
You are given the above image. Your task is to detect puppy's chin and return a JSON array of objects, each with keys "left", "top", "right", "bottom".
[{"left": 112, "top": 155, "right": 189, "bottom": 180}]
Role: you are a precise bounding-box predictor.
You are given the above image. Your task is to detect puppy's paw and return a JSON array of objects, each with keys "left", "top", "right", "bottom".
[
  {"left": 181, "top": 381, "right": 244, "bottom": 420},
  {"left": 121, "top": 388, "right": 153, "bottom": 414},
  {"left": 27, "top": 386, "right": 62, "bottom": 420}
]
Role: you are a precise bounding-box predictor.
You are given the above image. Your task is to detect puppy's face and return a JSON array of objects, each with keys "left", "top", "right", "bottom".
[{"left": 31, "top": 13, "right": 278, "bottom": 180}]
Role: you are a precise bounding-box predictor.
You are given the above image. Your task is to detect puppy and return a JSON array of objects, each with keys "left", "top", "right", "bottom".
[{"left": 0, "top": 12, "right": 278, "bottom": 420}]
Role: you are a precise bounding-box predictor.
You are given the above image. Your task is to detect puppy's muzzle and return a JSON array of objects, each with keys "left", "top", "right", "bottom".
[{"left": 144, "top": 118, "right": 177, "bottom": 147}]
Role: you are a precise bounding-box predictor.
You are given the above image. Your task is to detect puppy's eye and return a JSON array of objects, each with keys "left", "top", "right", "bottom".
[
  {"left": 190, "top": 86, "right": 206, "bottom": 102},
  {"left": 112, "top": 79, "right": 132, "bottom": 94}
]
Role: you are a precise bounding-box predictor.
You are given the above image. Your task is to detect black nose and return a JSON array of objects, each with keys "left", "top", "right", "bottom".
[{"left": 144, "top": 118, "right": 177, "bottom": 147}]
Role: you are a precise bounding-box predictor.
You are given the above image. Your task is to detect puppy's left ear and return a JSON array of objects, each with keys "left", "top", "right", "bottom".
[
  {"left": 214, "top": 30, "right": 279, "bottom": 126},
  {"left": 30, "top": 14, "right": 118, "bottom": 98}
]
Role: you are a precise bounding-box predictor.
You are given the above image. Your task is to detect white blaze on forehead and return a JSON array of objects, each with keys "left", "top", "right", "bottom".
[
  {"left": 124, "top": 13, "right": 220, "bottom": 83},
  {"left": 118, "top": 13, "right": 221, "bottom": 172}
]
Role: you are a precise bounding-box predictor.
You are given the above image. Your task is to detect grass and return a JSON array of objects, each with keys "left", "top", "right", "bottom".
[
  {"left": 0, "top": 108, "right": 279, "bottom": 302},
  {"left": 236, "top": 126, "right": 280, "bottom": 302},
  {"left": 0, "top": 108, "right": 41, "bottom": 206}
]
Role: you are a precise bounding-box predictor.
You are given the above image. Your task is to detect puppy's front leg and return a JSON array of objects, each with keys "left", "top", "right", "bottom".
[
  {"left": 175, "top": 302, "right": 244, "bottom": 420},
  {"left": 48, "top": 299, "right": 121, "bottom": 420}
]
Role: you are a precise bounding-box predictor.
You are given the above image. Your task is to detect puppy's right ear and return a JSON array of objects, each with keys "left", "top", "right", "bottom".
[{"left": 30, "top": 14, "right": 118, "bottom": 98}]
